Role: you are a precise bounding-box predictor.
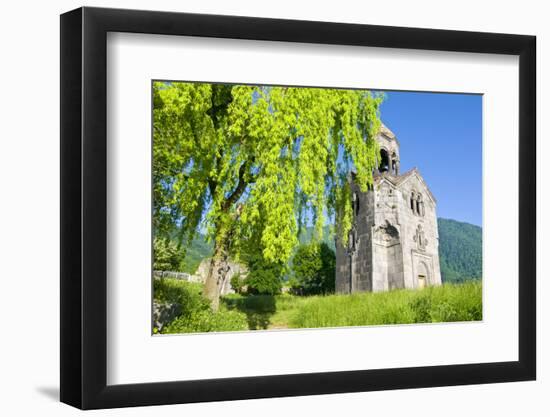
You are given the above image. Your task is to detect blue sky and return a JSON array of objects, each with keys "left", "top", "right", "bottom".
[{"left": 377, "top": 91, "right": 482, "bottom": 227}]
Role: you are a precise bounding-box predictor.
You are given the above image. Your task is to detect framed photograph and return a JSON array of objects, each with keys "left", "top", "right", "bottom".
[{"left": 60, "top": 6, "right": 536, "bottom": 409}]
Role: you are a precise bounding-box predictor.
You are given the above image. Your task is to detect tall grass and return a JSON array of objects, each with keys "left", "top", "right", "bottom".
[
  {"left": 156, "top": 280, "right": 482, "bottom": 333},
  {"left": 288, "top": 281, "right": 482, "bottom": 328}
]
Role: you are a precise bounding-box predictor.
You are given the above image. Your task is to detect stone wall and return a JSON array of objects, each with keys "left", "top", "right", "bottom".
[
  {"left": 371, "top": 179, "right": 404, "bottom": 291},
  {"left": 153, "top": 258, "right": 248, "bottom": 296},
  {"left": 193, "top": 258, "right": 248, "bottom": 295}
]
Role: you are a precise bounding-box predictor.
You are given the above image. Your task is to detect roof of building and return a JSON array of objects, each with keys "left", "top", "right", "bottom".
[
  {"left": 374, "top": 167, "right": 436, "bottom": 203},
  {"left": 377, "top": 123, "right": 401, "bottom": 147},
  {"left": 379, "top": 123, "right": 396, "bottom": 140}
]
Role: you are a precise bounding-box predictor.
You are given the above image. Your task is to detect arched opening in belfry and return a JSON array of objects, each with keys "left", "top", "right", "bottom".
[
  {"left": 379, "top": 149, "right": 390, "bottom": 173},
  {"left": 391, "top": 152, "right": 398, "bottom": 175}
]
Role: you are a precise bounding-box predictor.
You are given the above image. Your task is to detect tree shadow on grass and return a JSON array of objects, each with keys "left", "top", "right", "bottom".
[{"left": 224, "top": 295, "right": 277, "bottom": 330}]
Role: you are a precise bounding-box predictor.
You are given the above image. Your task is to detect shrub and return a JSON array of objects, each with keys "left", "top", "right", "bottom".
[
  {"left": 153, "top": 278, "right": 209, "bottom": 315},
  {"left": 246, "top": 268, "right": 282, "bottom": 295},
  {"left": 244, "top": 256, "right": 284, "bottom": 295},
  {"left": 154, "top": 278, "right": 248, "bottom": 333},
  {"left": 291, "top": 242, "right": 335, "bottom": 295},
  {"left": 153, "top": 237, "right": 182, "bottom": 271},
  {"left": 162, "top": 309, "right": 248, "bottom": 333},
  {"left": 230, "top": 273, "right": 246, "bottom": 294}
]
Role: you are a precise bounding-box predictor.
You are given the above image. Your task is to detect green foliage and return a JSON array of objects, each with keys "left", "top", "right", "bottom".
[
  {"left": 153, "top": 82, "right": 383, "bottom": 270},
  {"left": 153, "top": 278, "right": 209, "bottom": 314},
  {"left": 177, "top": 233, "right": 213, "bottom": 273},
  {"left": 153, "top": 231, "right": 213, "bottom": 274},
  {"left": 245, "top": 255, "right": 284, "bottom": 295},
  {"left": 291, "top": 242, "right": 335, "bottom": 295},
  {"left": 230, "top": 273, "right": 245, "bottom": 294},
  {"left": 438, "top": 218, "right": 482, "bottom": 283},
  {"left": 154, "top": 278, "right": 247, "bottom": 333},
  {"left": 235, "top": 229, "right": 286, "bottom": 296},
  {"left": 153, "top": 237, "right": 182, "bottom": 271},
  {"left": 162, "top": 309, "right": 248, "bottom": 333},
  {"left": 298, "top": 224, "right": 334, "bottom": 247},
  {"left": 151, "top": 231, "right": 217, "bottom": 274}
]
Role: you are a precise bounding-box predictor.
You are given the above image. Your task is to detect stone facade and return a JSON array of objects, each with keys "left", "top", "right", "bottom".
[
  {"left": 335, "top": 124, "right": 442, "bottom": 293},
  {"left": 194, "top": 258, "right": 248, "bottom": 295}
]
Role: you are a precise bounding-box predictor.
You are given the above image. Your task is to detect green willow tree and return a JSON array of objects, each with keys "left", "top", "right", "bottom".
[{"left": 153, "top": 81, "right": 382, "bottom": 310}]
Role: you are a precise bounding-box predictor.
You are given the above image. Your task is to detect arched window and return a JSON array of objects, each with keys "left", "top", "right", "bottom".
[
  {"left": 379, "top": 149, "right": 390, "bottom": 173},
  {"left": 410, "top": 192, "right": 416, "bottom": 212},
  {"left": 353, "top": 192, "right": 360, "bottom": 216},
  {"left": 416, "top": 195, "right": 422, "bottom": 216}
]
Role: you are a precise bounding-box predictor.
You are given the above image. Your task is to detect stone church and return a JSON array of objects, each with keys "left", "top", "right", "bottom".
[{"left": 335, "top": 124, "right": 442, "bottom": 293}]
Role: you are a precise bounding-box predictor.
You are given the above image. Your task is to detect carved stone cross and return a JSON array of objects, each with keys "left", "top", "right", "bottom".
[{"left": 413, "top": 224, "right": 428, "bottom": 251}]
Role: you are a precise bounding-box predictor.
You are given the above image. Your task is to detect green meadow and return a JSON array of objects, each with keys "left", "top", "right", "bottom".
[{"left": 154, "top": 278, "right": 482, "bottom": 334}]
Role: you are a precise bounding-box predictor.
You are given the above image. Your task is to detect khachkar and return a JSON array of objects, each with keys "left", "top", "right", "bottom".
[{"left": 335, "top": 124, "right": 442, "bottom": 293}]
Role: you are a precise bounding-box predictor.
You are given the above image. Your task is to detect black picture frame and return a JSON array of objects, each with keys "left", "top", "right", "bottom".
[{"left": 60, "top": 6, "right": 536, "bottom": 410}]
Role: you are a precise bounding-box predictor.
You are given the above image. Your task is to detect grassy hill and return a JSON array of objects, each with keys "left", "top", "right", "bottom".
[{"left": 174, "top": 218, "right": 482, "bottom": 283}]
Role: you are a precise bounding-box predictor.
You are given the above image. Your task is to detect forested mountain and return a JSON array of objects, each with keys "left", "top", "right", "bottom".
[
  {"left": 176, "top": 235, "right": 213, "bottom": 273},
  {"left": 437, "top": 218, "right": 482, "bottom": 283},
  {"left": 172, "top": 218, "right": 482, "bottom": 283}
]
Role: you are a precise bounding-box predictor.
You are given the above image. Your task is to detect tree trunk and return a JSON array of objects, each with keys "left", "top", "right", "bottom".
[
  {"left": 203, "top": 239, "right": 230, "bottom": 311},
  {"left": 203, "top": 206, "right": 244, "bottom": 311}
]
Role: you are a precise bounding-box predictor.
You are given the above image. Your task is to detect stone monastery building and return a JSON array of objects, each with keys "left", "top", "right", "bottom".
[{"left": 335, "top": 124, "right": 442, "bottom": 293}]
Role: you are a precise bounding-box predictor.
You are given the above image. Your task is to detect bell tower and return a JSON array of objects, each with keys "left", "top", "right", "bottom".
[{"left": 376, "top": 124, "right": 400, "bottom": 175}]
